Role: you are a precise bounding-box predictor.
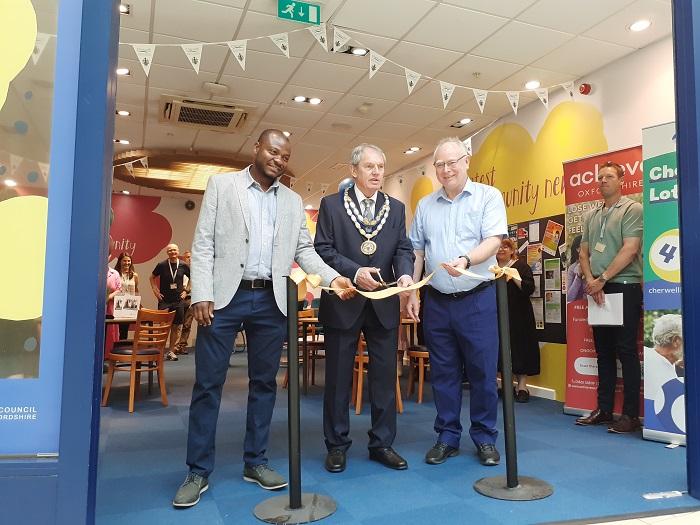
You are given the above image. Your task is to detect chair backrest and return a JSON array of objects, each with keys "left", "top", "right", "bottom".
[{"left": 131, "top": 308, "right": 175, "bottom": 359}]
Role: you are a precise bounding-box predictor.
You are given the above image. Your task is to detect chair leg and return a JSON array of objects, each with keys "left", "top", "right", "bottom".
[
  {"left": 355, "top": 360, "right": 364, "bottom": 415},
  {"left": 148, "top": 367, "right": 153, "bottom": 395},
  {"left": 128, "top": 364, "right": 137, "bottom": 413},
  {"left": 395, "top": 373, "right": 403, "bottom": 414},
  {"left": 101, "top": 361, "right": 115, "bottom": 406},
  {"left": 407, "top": 358, "right": 415, "bottom": 398},
  {"left": 417, "top": 357, "right": 425, "bottom": 404},
  {"left": 311, "top": 350, "right": 316, "bottom": 386},
  {"left": 157, "top": 363, "right": 169, "bottom": 407},
  {"left": 135, "top": 363, "right": 142, "bottom": 400},
  {"left": 282, "top": 367, "right": 289, "bottom": 389}
]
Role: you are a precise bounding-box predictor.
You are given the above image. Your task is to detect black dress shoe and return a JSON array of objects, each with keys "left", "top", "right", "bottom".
[
  {"left": 476, "top": 443, "right": 500, "bottom": 466},
  {"left": 369, "top": 447, "right": 407, "bottom": 470},
  {"left": 325, "top": 449, "right": 346, "bottom": 473},
  {"left": 425, "top": 442, "right": 459, "bottom": 465},
  {"left": 575, "top": 408, "right": 613, "bottom": 426}
]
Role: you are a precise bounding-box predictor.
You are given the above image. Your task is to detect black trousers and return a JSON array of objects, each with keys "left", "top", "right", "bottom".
[
  {"left": 323, "top": 303, "right": 398, "bottom": 451},
  {"left": 591, "top": 282, "right": 642, "bottom": 417}
]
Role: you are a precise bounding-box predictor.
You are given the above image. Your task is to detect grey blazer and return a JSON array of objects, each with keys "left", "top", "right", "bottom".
[{"left": 190, "top": 168, "right": 339, "bottom": 315}]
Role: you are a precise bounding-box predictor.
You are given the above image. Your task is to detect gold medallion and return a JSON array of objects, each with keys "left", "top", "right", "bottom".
[{"left": 361, "top": 240, "right": 377, "bottom": 255}]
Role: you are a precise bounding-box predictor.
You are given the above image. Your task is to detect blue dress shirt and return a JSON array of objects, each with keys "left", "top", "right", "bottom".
[{"left": 242, "top": 167, "right": 279, "bottom": 280}]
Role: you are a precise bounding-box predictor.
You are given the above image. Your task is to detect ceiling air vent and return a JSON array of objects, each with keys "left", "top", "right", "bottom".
[{"left": 158, "top": 95, "right": 253, "bottom": 131}]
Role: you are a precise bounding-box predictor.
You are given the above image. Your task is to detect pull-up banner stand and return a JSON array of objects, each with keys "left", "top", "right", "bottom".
[
  {"left": 254, "top": 277, "right": 336, "bottom": 523},
  {"left": 474, "top": 278, "right": 554, "bottom": 500}
]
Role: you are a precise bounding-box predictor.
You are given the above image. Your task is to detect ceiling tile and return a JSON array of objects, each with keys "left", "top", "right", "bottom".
[
  {"left": 193, "top": 129, "right": 257, "bottom": 154},
  {"left": 153, "top": 0, "right": 243, "bottom": 42},
  {"left": 215, "top": 75, "right": 285, "bottom": 104},
  {"left": 274, "top": 85, "right": 345, "bottom": 111},
  {"left": 200, "top": 0, "right": 248, "bottom": 7},
  {"left": 288, "top": 60, "right": 366, "bottom": 92},
  {"left": 441, "top": 0, "right": 537, "bottom": 18},
  {"left": 299, "top": 129, "right": 355, "bottom": 148},
  {"left": 313, "top": 113, "right": 374, "bottom": 135},
  {"left": 328, "top": 95, "right": 399, "bottom": 119},
  {"left": 518, "top": 0, "right": 637, "bottom": 34},
  {"left": 144, "top": 123, "right": 198, "bottom": 149},
  {"left": 334, "top": 0, "right": 437, "bottom": 40},
  {"left": 306, "top": 31, "right": 397, "bottom": 66},
  {"left": 116, "top": 58, "right": 148, "bottom": 86},
  {"left": 240, "top": 11, "right": 315, "bottom": 57},
  {"left": 439, "top": 54, "right": 523, "bottom": 89},
  {"left": 222, "top": 50, "right": 302, "bottom": 83},
  {"left": 424, "top": 108, "right": 484, "bottom": 130},
  {"left": 119, "top": 0, "right": 153, "bottom": 32},
  {"left": 532, "top": 36, "right": 635, "bottom": 76},
  {"left": 263, "top": 105, "right": 324, "bottom": 128},
  {"left": 386, "top": 41, "right": 463, "bottom": 78},
  {"left": 406, "top": 4, "right": 509, "bottom": 53},
  {"left": 488, "top": 66, "right": 574, "bottom": 92},
  {"left": 115, "top": 82, "right": 148, "bottom": 107},
  {"left": 362, "top": 121, "right": 421, "bottom": 141},
  {"left": 119, "top": 28, "right": 151, "bottom": 46},
  {"left": 147, "top": 64, "right": 218, "bottom": 93},
  {"left": 351, "top": 71, "right": 411, "bottom": 103},
  {"left": 404, "top": 81, "right": 471, "bottom": 110},
  {"left": 471, "top": 21, "right": 573, "bottom": 64},
  {"left": 382, "top": 103, "right": 446, "bottom": 127},
  {"left": 582, "top": 0, "right": 672, "bottom": 49}
]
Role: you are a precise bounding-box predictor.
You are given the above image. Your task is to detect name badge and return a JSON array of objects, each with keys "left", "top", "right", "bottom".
[
  {"left": 594, "top": 242, "right": 606, "bottom": 253},
  {"left": 169, "top": 283, "right": 178, "bottom": 290}
]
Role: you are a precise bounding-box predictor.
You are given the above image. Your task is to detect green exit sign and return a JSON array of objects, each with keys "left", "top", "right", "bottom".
[{"left": 277, "top": 0, "right": 321, "bottom": 25}]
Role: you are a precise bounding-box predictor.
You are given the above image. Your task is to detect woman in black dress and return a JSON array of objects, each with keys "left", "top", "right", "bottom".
[{"left": 496, "top": 238, "right": 540, "bottom": 402}]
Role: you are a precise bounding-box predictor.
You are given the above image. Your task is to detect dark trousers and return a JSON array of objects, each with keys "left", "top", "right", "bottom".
[
  {"left": 591, "top": 282, "right": 642, "bottom": 417},
  {"left": 323, "top": 303, "right": 398, "bottom": 451},
  {"left": 186, "top": 288, "right": 286, "bottom": 476},
  {"left": 423, "top": 284, "right": 499, "bottom": 448}
]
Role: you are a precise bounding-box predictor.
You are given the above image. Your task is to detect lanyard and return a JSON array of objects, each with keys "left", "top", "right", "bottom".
[
  {"left": 598, "top": 199, "right": 620, "bottom": 240},
  {"left": 168, "top": 259, "right": 179, "bottom": 283}
]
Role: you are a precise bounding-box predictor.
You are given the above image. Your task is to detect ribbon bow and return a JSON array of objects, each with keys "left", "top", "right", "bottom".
[
  {"left": 489, "top": 264, "right": 522, "bottom": 282},
  {"left": 289, "top": 267, "right": 322, "bottom": 288}
]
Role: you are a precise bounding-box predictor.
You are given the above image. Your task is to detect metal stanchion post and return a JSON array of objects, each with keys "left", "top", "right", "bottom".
[
  {"left": 473, "top": 277, "right": 554, "bottom": 501},
  {"left": 254, "top": 277, "right": 337, "bottom": 523}
]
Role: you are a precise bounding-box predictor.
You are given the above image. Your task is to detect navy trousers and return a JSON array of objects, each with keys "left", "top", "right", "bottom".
[
  {"left": 186, "top": 287, "right": 286, "bottom": 477},
  {"left": 423, "top": 284, "right": 499, "bottom": 449}
]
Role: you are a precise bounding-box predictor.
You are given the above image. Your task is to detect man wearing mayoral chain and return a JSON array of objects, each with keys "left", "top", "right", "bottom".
[{"left": 314, "top": 143, "right": 415, "bottom": 473}]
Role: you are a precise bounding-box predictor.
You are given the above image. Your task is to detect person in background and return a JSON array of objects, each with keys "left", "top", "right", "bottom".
[
  {"left": 114, "top": 252, "right": 139, "bottom": 340},
  {"left": 150, "top": 243, "right": 190, "bottom": 362},
  {"left": 576, "top": 161, "right": 643, "bottom": 434},
  {"left": 104, "top": 264, "right": 123, "bottom": 357},
  {"left": 175, "top": 249, "right": 194, "bottom": 355},
  {"left": 495, "top": 238, "right": 540, "bottom": 402},
  {"left": 566, "top": 235, "right": 584, "bottom": 303},
  {"left": 406, "top": 137, "right": 507, "bottom": 468}
]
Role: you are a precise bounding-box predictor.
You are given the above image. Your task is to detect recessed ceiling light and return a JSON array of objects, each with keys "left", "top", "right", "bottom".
[
  {"left": 4, "top": 179, "right": 17, "bottom": 187},
  {"left": 121, "top": 190, "right": 130, "bottom": 195},
  {"left": 114, "top": 139, "right": 130, "bottom": 145},
  {"left": 308, "top": 97, "right": 322, "bottom": 105},
  {"left": 116, "top": 67, "right": 130, "bottom": 76},
  {"left": 351, "top": 47, "right": 368, "bottom": 56},
  {"left": 409, "top": 146, "right": 421, "bottom": 152},
  {"left": 459, "top": 117, "right": 472, "bottom": 125},
  {"left": 282, "top": 131, "right": 291, "bottom": 137},
  {"left": 293, "top": 95, "right": 307, "bottom": 102},
  {"left": 119, "top": 4, "right": 130, "bottom": 15},
  {"left": 116, "top": 110, "right": 131, "bottom": 116},
  {"left": 404, "top": 150, "right": 415, "bottom": 155},
  {"left": 525, "top": 80, "right": 540, "bottom": 90},
  {"left": 629, "top": 19, "right": 651, "bottom": 32},
  {"left": 304, "top": 204, "right": 314, "bottom": 209}
]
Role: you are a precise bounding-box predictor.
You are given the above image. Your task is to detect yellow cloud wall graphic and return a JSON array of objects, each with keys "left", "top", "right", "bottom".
[{"left": 0, "top": 0, "right": 37, "bottom": 110}]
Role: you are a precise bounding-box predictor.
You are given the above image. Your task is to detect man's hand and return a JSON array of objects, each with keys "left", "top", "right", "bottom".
[
  {"left": 355, "top": 267, "right": 382, "bottom": 291},
  {"left": 180, "top": 290, "right": 187, "bottom": 300},
  {"left": 152, "top": 287, "right": 164, "bottom": 301},
  {"left": 330, "top": 276, "right": 356, "bottom": 300},
  {"left": 591, "top": 290, "right": 605, "bottom": 306},
  {"left": 397, "top": 275, "right": 414, "bottom": 298},
  {"left": 441, "top": 256, "right": 468, "bottom": 278},
  {"left": 193, "top": 301, "right": 214, "bottom": 326},
  {"left": 405, "top": 291, "right": 420, "bottom": 322},
  {"left": 584, "top": 277, "right": 605, "bottom": 297}
]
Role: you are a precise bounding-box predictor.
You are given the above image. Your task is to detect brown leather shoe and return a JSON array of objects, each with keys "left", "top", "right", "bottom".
[
  {"left": 608, "top": 415, "right": 641, "bottom": 434},
  {"left": 575, "top": 408, "right": 613, "bottom": 426}
]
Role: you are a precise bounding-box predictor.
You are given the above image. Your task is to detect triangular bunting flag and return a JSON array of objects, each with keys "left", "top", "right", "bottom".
[
  {"left": 306, "top": 182, "right": 313, "bottom": 193},
  {"left": 562, "top": 81, "right": 575, "bottom": 100},
  {"left": 139, "top": 157, "right": 149, "bottom": 170},
  {"left": 320, "top": 183, "right": 329, "bottom": 195},
  {"left": 10, "top": 154, "right": 22, "bottom": 176},
  {"left": 132, "top": 44, "right": 156, "bottom": 76},
  {"left": 463, "top": 137, "right": 473, "bottom": 157},
  {"left": 308, "top": 24, "right": 328, "bottom": 52},
  {"left": 473, "top": 89, "right": 488, "bottom": 114},
  {"left": 369, "top": 51, "right": 386, "bottom": 79},
  {"left": 405, "top": 68, "right": 420, "bottom": 95},
  {"left": 333, "top": 27, "right": 351, "bottom": 52},
  {"left": 440, "top": 81, "right": 456, "bottom": 109},
  {"left": 32, "top": 33, "right": 51, "bottom": 65},
  {"left": 181, "top": 44, "right": 203, "bottom": 74},
  {"left": 269, "top": 33, "right": 290, "bottom": 58},
  {"left": 227, "top": 40, "right": 247, "bottom": 71},
  {"left": 38, "top": 162, "right": 49, "bottom": 182},
  {"left": 506, "top": 91, "right": 520, "bottom": 115},
  {"left": 535, "top": 88, "right": 549, "bottom": 109},
  {"left": 124, "top": 162, "right": 134, "bottom": 177}
]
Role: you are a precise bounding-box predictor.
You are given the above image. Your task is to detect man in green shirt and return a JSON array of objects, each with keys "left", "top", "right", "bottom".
[{"left": 575, "top": 161, "right": 643, "bottom": 434}]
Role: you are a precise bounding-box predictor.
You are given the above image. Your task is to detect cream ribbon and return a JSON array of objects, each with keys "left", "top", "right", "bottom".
[{"left": 442, "top": 263, "right": 522, "bottom": 283}]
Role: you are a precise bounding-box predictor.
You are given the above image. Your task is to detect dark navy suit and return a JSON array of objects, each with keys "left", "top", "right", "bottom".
[{"left": 315, "top": 189, "right": 414, "bottom": 451}]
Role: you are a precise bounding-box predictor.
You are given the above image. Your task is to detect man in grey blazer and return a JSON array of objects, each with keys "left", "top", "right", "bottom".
[{"left": 173, "top": 129, "right": 353, "bottom": 508}]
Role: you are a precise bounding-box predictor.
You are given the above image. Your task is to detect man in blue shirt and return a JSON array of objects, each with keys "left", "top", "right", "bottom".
[{"left": 406, "top": 137, "right": 507, "bottom": 467}]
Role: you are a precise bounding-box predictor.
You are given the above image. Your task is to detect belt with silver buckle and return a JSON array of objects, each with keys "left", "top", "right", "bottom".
[{"left": 240, "top": 279, "right": 273, "bottom": 290}]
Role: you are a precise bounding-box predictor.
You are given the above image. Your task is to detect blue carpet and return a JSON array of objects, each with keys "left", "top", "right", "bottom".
[{"left": 96, "top": 352, "right": 697, "bottom": 524}]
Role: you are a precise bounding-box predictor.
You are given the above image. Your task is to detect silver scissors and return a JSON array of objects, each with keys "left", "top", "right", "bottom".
[{"left": 372, "top": 269, "right": 397, "bottom": 289}]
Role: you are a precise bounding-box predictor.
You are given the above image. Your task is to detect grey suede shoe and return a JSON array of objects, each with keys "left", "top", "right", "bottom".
[
  {"left": 243, "top": 464, "right": 288, "bottom": 490},
  {"left": 172, "top": 472, "right": 209, "bottom": 508}
]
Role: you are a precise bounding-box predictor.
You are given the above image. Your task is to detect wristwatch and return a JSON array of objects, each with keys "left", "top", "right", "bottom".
[
  {"left": 599, "top": 271, "right": 609, "bottom": 282},
  {"left": 461, "top": 254, "right": 472, "bottom": 269}
]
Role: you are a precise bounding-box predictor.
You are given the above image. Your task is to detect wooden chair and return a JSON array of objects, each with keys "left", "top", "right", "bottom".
[
  {"left": 407, "top": 345, "right": 430, "bottom": 403},
  {"left": 282, "top": 311, "right": 325, "bottom": 388},
  {"left": 101, "top": 308, "right": 175, "bottom": 413},
  {"left": 351, "top": 338, "right": 403, "bottom": 415}
]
